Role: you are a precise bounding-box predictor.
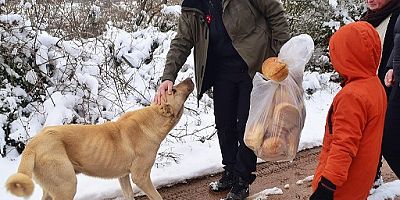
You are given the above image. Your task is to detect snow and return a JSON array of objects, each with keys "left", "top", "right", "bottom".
[
  {"left": 329, "top": 0, "right": 338, "bottom": 8},
  {"left": 76, "top": 73, "right": 99, "bottom": 99},
  {"left": 90, "top": 5, "right": 101, "bottom": 19},
  {"left": 0, "top": 18, "right": 399, "bottom": 200},
  {"left": 369, "top": 181, "right": 400, "bottom": 200},
  {"left": 43, "top": 92, "right": 79, "bottom": 126},
  {"left": 0, "top": 14, "right": 23, "bottom": 24},
  {"left": 323, "top": 19, "right": 341, "bottom": 32},
  {"left": 161, "top": 5, "right": 181, "bottom": 16},
  {"left": 248, "top": 187, "right": 283, "bottom": 200},
  {"left": 296, "top": 175, "right": 314, "bottom": 185},
  {"left": 25, "top": 70, "right": 38, "bottom": 84}
]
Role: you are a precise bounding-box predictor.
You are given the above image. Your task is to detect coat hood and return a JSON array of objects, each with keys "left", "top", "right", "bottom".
[{"left": 329, "top": 21, "right": 381, "bottom": 83}]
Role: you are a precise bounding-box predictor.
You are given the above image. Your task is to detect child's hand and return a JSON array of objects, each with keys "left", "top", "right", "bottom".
[{"left": 310, "top": 177, "right": 335, "bottom": 200}]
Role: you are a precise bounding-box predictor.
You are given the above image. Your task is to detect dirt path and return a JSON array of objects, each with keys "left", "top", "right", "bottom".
[{"left": 135, "top": 147, "right": 398, "bottom": 200}]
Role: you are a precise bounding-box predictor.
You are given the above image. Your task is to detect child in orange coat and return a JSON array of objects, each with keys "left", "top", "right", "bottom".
[{"left": 310, "top": 21, "right": 387, "bottom": 200}]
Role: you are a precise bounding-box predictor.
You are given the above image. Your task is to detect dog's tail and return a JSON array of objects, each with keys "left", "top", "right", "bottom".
[{"left": 5, "top": 149, "right": 35, "bottom": 197}]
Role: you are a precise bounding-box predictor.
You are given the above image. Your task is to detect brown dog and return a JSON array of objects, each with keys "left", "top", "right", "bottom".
[{"left": 5, "top": 78, "right": 194, "bottom": 200}]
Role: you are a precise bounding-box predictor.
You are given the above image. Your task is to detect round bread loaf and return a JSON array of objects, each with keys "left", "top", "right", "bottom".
[
  {"left": 262, "top": 136, "right": 286, "bottom": 155},
  {"left": 262, "top": 57, "right": 289, "bottom": 82},
  {"left": 244, "top": 123, "right": 265, "bottom": 151},
  {"left": 272, "top": 102, "right": 300, "bottom": 132}
]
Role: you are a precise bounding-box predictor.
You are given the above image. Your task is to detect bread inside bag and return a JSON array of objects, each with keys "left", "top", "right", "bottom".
[{"left": 244, "top": 34, "right": 313, "bottom": 162}]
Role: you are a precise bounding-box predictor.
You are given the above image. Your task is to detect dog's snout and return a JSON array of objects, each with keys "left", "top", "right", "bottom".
[
  {"left": 183, "top": 78, "right": 194, "bottom": 85},
  {"left": 182, "top": 78, "right": 194, "bottom": 91}
]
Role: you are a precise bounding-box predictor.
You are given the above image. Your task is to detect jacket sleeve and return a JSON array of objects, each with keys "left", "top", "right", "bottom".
[
  {"left": 252, "top": 0, "right": 290, "bottom": 53},
  {"left": 392, "top": 15, "right": 400, "bottom": 71},
  {"left": 322, "top": 92, "right": 367, "bottom": 187},
  {"left": 387, "top": 15, "right": 400, "bottom": 69},
  {"left": 161, "top": 12, "right": 195, "bottom": 83}
]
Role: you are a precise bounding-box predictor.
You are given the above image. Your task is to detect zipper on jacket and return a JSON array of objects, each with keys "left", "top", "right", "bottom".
[
  {"left": 205, "top": 0, "right": 212, "bottom": 40},
  {"left": 327, "top": 105, "right": 334, "bottom": 134}
]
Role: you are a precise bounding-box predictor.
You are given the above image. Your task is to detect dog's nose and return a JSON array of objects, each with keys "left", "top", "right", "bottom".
[
  {"left": 183, "top": 78, "right": 194, "bottom": 90},
  {"left": 183, "top": 78, "right": 193, "bottom": 84}
]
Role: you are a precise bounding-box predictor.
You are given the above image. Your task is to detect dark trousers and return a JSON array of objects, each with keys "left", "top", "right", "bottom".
[
  {"left": 382, "top": 82, "right": 400, "bottom": 178},
  {"left": 375, "top": 77, "right": 394, "bottom": 182},
  {"left": 213, "top": 74, "right": 257, "bottom": 184}
]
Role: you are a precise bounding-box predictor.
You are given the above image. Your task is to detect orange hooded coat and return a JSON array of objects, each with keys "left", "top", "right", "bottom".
[{"left": 311, "top": 21, "right": 387, "bottom": 200}]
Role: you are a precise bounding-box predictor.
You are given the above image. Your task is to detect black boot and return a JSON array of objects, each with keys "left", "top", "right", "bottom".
[
  {"left": 209, "top": 170, "right": 237, "bottom": 192},
  {"left": 224, "top": 176, "right": 249, "bottom": 200}
]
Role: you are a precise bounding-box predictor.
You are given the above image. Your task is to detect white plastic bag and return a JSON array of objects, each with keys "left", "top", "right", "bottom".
[{"left": 244, "top": 34, "right": 314, "bottom": 162}]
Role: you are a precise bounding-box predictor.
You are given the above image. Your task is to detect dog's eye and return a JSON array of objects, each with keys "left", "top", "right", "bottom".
[{"left": 172, "top": 89, "right": 177, "bottom": 93}]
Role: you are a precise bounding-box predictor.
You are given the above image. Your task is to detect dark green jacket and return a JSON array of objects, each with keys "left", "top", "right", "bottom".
[{"left": 161, "top": 0, "right": 290, "bottom": 99}]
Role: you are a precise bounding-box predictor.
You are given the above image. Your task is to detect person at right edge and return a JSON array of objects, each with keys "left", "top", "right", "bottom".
[
  {"left": 360, "top": 0, "right": 400, "bottom": 188},
  {"left": 382, "top": 14, "right": 400, "bottom": 179},
  {"left": 310, "top": 21, "right": 387, "bottom": 200}
]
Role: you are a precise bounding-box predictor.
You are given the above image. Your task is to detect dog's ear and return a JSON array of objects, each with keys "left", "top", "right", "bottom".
[{"left": 159, "top": 104, "right": 173, "bottom": 117}]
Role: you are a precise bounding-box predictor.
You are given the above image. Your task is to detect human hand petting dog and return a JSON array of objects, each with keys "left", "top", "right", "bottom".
[{"left": 154, "top": 80, "right": 173, "bottom": 105}]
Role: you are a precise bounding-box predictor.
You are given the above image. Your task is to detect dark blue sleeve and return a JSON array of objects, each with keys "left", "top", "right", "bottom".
[{"left": 393, "top": 15, "right": 400, "bottom": 80}]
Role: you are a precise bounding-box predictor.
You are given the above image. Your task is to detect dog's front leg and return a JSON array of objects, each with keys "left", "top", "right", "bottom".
[
  {"left": 130, "top": 167, "right": 162, "bottom": 200},
  {"left": 41, "top": 190, "right": 52, "bottom": 200},
  {"left": 118, "top": 175, "right": 135, "bottom": 200}
]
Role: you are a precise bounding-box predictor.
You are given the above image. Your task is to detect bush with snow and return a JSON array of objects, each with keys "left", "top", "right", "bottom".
[
  {"left": 283, "top": 0, "right": 365, "bottom": 72},
  {"left": 0, "top": 1, "right": 215, "bottom": 158}
]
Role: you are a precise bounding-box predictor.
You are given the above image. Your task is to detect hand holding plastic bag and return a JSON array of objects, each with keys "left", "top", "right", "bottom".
[{"left": 244, "top": 34, "right": 314, "bottom": 162}]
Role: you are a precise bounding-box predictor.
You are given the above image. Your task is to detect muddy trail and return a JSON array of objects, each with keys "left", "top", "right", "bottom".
[{"left": 130, "top": 147, "right": 399, "bottom": 200}]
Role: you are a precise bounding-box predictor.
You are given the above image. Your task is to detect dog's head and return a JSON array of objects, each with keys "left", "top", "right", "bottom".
[{"left": 158, "top": 78, "right": 194, "bottom": 118}]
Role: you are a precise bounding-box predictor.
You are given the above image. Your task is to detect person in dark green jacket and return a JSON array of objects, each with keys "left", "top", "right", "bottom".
[{"left": 154, "top": 0, "right": 290, "bottom": 199}]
